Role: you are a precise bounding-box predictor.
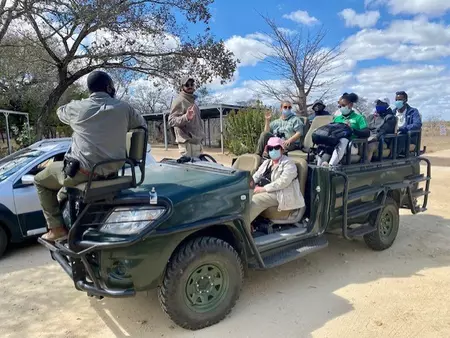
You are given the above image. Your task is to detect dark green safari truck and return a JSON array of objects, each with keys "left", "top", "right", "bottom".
[{"left": 38, "top": 128, "right": 431, "bottom": 330}]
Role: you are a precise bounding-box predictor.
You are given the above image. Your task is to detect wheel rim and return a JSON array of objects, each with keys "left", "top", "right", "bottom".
[
  {"left": 184, "top": 263, "right": 229, "bottom": 313},
  {"left": 380, "top": 209, "right": 394, "bottom": 239}
]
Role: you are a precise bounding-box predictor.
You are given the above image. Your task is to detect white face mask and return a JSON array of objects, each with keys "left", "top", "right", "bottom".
[{"left": 340, "top": 106, "right": 351, "bottom": 116}]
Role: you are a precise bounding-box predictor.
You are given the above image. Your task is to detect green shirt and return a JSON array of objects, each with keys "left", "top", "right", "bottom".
[
  {"left": 333, "top": 111, "right": 368, "bottom": 139},
  {"left": 269, "top": 115, "right": 304, "bottom": 144}
]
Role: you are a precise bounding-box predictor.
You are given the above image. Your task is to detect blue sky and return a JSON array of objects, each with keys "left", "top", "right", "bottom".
[{"left": 193, "top": 0, "right": 450, "bottom": 120}]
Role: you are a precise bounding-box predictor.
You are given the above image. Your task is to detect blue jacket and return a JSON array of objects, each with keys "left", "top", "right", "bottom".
[{"left": 393, "top": 104, "right": 422, "bottom": 133}]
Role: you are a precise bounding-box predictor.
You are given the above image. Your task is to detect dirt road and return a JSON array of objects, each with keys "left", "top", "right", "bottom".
[{"left": 1, "top": 149, "right": 450, "bottom": 338}]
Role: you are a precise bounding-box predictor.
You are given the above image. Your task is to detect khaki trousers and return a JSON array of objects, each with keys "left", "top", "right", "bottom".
[
  {"left": 178, "top": 142, "right": 203, "bottom": 157},
  {"left": 34, "top": 162, "right": 88, "bottom": 229},
  {"left": 250, "top": 192, "right": 279, "bottom": 223}
]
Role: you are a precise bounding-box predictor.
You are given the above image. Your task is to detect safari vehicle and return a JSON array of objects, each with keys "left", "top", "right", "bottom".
[{"left": 38, "top": 126, "right": 431, "bottom": 331}]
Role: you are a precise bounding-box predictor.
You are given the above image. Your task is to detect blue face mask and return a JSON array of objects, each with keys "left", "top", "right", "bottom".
[
  {"left": 375, "top": 105, "right": 388, "bottom": 115},
  {"left": 394, "top": 100, "right": 405, "bottom": 109},
  {"left": 268, "top": 149, "right": 282, "bottom": 160},
  {"left": 340, "top": 106, "right": 351, "bottom": 116},
  {"left": 282, "top": 109, "right": 294, "bottom": 117}
]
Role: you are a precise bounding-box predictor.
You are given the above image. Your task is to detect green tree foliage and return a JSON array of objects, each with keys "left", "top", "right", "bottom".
[{"left": 225, "top": 107, "right": 267, "bottom": 155}]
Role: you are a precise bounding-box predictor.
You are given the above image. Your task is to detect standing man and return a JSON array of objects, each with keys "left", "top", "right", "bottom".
[
  {"left": 168, "top": 76, "right": 205, "bottom": 157},
  {"left": 35, "top": 71, "right": 147, "bottom": 242},
  {"left": 393, "top": 91, "right": 422, "bottom": 155},
  {"left": 255, "top": 101, "right": 304, "bottom": 157}
]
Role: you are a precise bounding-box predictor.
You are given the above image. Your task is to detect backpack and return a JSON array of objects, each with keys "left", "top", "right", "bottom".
[{"left": 312, "top": 122, "right": 353, "bottom": 147}]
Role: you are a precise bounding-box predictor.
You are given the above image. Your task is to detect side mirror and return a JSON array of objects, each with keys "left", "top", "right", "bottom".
[{"left": 21, "top": 174, "right": 35, "bottom": 186}]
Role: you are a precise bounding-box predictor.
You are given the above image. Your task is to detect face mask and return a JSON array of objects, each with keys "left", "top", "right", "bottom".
[
  {"left": 394, "top": 100, "right": 404, "bottom": 110},
  {"left": 313, "top": 106, "right": 320, "bottom": 112},
  {"left": 375, "top": 105, "right": 388, "bottom": 115},
  {"left": 268, "top": 149, "right": 282, "bottom": 160},
  {"left": 282, "top": 109, "right": 293, "bottom": 117},
  {"left": 340, "top": 106, "right": 351, "bottom": 116}
]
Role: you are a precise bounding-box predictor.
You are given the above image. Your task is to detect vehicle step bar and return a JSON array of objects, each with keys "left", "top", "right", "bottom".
[
  {"left": 411, "top": 188, "right": 430, "bottom": 199},
  {"left": 346, "top": 224, "right": 377, "bottom": 238},
  {"left": 332, "top": 171, "right": 387, "bottom": 240},
  {"left": 404, "top": 173, "right": 431, "bottom": 185},
  {"left": 406, "top": 157, "right": 431, "bottom": 215},
  {"left": 249, "top": 235, "right": 328, "bottom": 270},
  {"left": 254, "top": 227, "right": 308, "bottom": 251}
]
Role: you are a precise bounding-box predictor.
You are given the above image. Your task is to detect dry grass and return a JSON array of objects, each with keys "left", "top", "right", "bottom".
[{"left": 422, "top": 135, "right": 450, "bottom": 153}]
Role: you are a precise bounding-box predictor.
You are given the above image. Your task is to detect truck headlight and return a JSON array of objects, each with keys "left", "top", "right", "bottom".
[{"left": 99, "top": 206, "right": 165, "bottom": 235}]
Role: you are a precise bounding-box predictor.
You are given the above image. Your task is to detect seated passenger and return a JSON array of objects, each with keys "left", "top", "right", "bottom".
[
  {"left": 250, "top": 137, "right": 305, "bottom": 225},
  {"left": 317, "top": 93, "right": 369, "bottom": 167},
  {"left": 308, "top": 99, "right": 331, "bottom": 122},
  {"left": 255, "top": 101, "right": 304, "bottom": 157},
  {"left": 367, "top": 98, "right": 397, "bottom": 161},
  {"left": 392, "top": 91, "right": 422, "bottom": 155}
]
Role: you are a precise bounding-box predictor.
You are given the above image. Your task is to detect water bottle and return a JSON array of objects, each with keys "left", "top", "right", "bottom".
[{"left": 149, "top": 187, "right": 158, "bottom": 205}]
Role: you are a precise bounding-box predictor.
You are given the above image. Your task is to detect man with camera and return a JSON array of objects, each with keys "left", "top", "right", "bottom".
[
  {"left": 34, "top": 71, "right": 147, "bottom": 242},
  {"left": 255, "top": 100, "right": 304, "bottom": 157}
]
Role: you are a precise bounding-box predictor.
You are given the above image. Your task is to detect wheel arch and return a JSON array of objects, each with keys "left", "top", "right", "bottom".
[
  {"left": 386, "top": 189, "right": 401, "bottom": 207},
  {"left": 172, "top": 223, "right": 247, "bottom": 262}
]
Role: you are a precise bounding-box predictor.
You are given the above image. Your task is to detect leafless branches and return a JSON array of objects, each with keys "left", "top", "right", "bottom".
[{"left": 256, "top": 16, "right": 343, "bottom": 115}]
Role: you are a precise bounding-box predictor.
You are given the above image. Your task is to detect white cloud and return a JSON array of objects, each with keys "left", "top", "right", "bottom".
[
  {"left": 283, "top": 10, "right": 319, "bottom": 26},
  {"left": 338, "top": 9, "right": 380, "bottom": 28},
  {"left": 365, "top": 0, "right": 450, "bottom": 16},
  {"left": 340, "top": 17, "right": 450, "bottom": 62},
  {"left": 278, "top": 27, "right": 297, "bottom": 35},
  {"left": 349, "top": 64, "right": 450, "bottom": 118},
  {"left": 224, "top": 34, "right": 274, "bottom": 67}
]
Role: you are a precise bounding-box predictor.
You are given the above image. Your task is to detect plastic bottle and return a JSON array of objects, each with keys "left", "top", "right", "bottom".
[{"left": 149, "top": 187, "right": 158, "bottom": 205}]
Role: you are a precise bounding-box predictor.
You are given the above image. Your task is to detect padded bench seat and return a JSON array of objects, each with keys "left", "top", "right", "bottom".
[{"left": 73, "top": 175, "right": 133, "bottom": 202}]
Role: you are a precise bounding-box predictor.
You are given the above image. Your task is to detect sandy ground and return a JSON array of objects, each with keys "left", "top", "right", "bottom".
[{"left": 1, "top": 147, "right": 450, "bottom": 338}]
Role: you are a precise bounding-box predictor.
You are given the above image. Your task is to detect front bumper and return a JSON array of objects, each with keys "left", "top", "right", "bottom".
[{"left": 38, "top": 237, "right": 136, "bottom": 299}]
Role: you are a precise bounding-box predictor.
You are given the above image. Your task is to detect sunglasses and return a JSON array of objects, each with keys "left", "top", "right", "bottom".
[
  {"left": 283, "top": 106, "right": 292, "bottom": 109},
  {"left": 267, "top": 145, "right": 282, "bottom": 151},
  {"left": 184, "top": 82, "right": 195, "bottom": 88}
]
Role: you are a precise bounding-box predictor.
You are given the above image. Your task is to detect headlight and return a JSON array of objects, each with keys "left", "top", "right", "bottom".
[{"left": 99, "top": 206, "right": 165, "bottom": 235}]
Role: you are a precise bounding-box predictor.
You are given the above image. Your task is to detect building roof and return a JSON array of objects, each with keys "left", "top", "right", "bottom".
[{"left": 142, "top": 103, "right": 247, "bottom": 121}]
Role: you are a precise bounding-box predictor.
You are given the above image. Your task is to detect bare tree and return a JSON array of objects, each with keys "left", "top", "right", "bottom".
[
  {"left": 127, "top": 81, "right": 173, "bottom": 115},
  {"left": 10, "top": 0, "right": 237, "bottom": 138},
  {"left": 256, "top": 16, "right": 342, "bottom": 115},
  {"left": 0, "top": 0, "right": 21, "bottom": 42}
]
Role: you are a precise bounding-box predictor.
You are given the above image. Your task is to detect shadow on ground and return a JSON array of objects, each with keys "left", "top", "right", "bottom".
[{"left": 2, "top": 213, "right": 447, "bottom": 338}]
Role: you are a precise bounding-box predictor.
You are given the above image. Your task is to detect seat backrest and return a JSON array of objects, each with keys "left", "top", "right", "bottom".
[
  {"left": 126, "top": 130, "right": 146, "bottom": 163},
  {"left": 303, "top": 115, "right": 333, "bottom": 150},
  {"left": 291, "top": 157, "right": 308, "bottom": 196},
  {"left": 232, "top": 154, "right": 261, "bottom": 175}
]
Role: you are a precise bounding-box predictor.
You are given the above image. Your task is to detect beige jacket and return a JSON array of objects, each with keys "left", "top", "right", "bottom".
[
  {"left": 253, "top": 155, "right": 305, "bottom": 211},
  {"left": 168, "top": 91, "right": 205, "bottom": 144}
]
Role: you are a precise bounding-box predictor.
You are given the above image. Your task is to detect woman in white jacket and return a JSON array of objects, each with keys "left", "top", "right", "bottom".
[{"left": 250, "top": 137, "right": 306, "bottom": 226}]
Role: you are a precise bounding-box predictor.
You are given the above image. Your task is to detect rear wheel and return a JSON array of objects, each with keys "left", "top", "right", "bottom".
[
  {"left": 364, "top": 197, "right": 399, "bottom": 251},
  {"left": 158, "top": 237, "right": 243, "bottom": 330},
  {"left": 0, "top": 226, "right": 8, "bottom": 258}
]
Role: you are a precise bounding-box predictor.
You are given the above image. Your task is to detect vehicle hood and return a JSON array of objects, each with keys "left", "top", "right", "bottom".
[{"left": 124, "top": 162, "right": 249, "bottom": 204}]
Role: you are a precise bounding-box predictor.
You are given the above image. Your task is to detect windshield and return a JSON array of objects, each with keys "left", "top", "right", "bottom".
[{"left": 0, "top": 148, "right": 45, "bottom": 182}]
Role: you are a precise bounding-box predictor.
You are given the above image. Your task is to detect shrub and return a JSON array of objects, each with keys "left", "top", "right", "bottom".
[{"left": 225, "top": 108, "right": 267, "bottom": 155}]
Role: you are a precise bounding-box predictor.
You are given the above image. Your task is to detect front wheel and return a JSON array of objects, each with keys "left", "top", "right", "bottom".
[
  {"left": 158, "top": 237, "right": 243, "bottom": 330},
  {"left": 364, "top": 196, "right": 400, "bottom": 251}
]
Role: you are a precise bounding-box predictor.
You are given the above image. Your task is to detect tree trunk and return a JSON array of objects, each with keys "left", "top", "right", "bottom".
[{"left": 36, "top": 81, "right": 71, "bottom": 139}]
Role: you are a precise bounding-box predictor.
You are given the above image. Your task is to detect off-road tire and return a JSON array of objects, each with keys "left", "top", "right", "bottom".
[
  {"left": 0, "top": 226, "right": 8, "bottom": 258},
  {"left": 364, "top": 197, "right": 399, "bottom": 251},
  {"left": 158, "top": 237, "right": 243, "bottom": 330}
]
